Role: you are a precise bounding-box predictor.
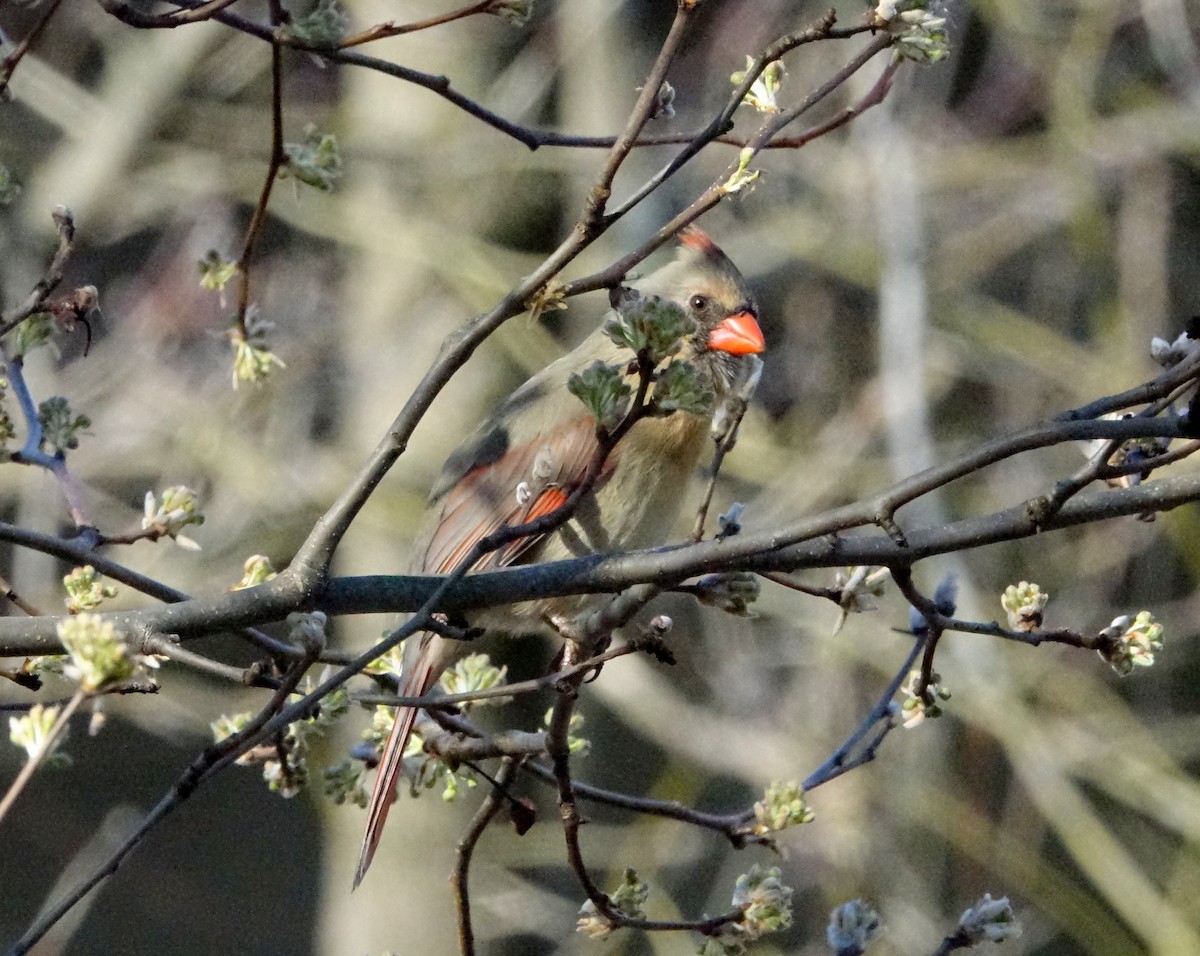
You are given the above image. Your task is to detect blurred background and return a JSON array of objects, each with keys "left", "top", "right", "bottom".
[{"left": 2, "top": 0, "right": 1200, "bottom": 953}]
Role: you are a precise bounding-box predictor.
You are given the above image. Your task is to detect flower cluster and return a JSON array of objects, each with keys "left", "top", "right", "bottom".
[
  {"left": 363, "top": 652, "right": 511, "bottom": 801},
  {"left": 37, "top": 396, "right": 91, "bottom": 453},
  {"left": 214, "top": 680, "right": 351, "bottom": 799},
  {"left": 198, "top": 249, "right": 240, "bottom": 295},
  {"left": 229, "top": 312, "right": 287, "bottom": 389},
  {"left": 752, "top": 780, "right": 814, "bottom": 835},
  {"left": 900, "top": 669, "right": 950, "bottom": 727},
  {"left": 568, "top": 360, "right": 633, "bottom": 432},
  {"left": 63, "top": 565, "right": 118, "bottom": 613},
  {"left": 1099, "top": 611, "right": 1164, "bottom": 676},
  {"left": 9, "top": 704, "right": 70, "bottom": 767},
  {"left": 281, "top": 126, "right": 343, "bottom": 192},
  {"left": 58, "top": 614, "right": 134, "bottom": 692},
  {"left": 874, "top": 1, "right": 950, "bottom": 63},
  {"left": 576, "top": 869, "right": 648, "bottom": 940},
  {"left": 1001, "top": 581, "right": 1047, "bottom": 632}
]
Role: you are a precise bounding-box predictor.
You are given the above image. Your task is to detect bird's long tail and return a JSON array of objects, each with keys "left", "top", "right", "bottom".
[{"left": 353, "top": 637, "right": 441, "bottom": 888}]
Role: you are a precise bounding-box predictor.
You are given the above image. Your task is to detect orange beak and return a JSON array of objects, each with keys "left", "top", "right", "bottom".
[{"left": 707, "top": 311, "right": 765, "bottom": 355}]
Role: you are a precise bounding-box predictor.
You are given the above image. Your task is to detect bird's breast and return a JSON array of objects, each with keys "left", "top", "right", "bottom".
[{"left": 546, "top": 410, "right": 710, "bottom": 559}]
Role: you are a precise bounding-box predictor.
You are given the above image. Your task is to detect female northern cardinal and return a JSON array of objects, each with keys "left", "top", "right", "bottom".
[{"left": 355, "top": 227, "right": 765, "bottom": 886}]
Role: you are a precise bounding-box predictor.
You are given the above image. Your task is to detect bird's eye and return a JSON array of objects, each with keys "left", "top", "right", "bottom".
[{"left": 688, "top": 294, "right": 710, "bottom": 312}]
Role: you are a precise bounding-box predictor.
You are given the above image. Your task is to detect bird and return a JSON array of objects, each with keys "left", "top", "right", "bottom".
[{"left": 354, "top": 226, "right": 765, "bottom": 887}]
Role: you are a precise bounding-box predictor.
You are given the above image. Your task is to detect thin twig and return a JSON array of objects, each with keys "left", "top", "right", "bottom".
[
  {"left": 0, "top": 0, "right": 67, "bottom": 109},
  {"left": 340, "top": 0, "right": 501, "bottom": 49},
  {"left": 0, "top": 207, "right": 75, "bottom": 338},
  {"left": 98, "top": 1, "right": 875, "bottom": 155},
  {"left": 354, "top": 640, "right": 638, "bottom": 711},
  {"left": 801, "top": 634, "right": 923, "bottom": 791},
  {"left": 452, "top": 756, "right": 520, "bottom": 956},
  {"left": 693, "top": 357, "right": 762, "bottom": 541},
  {"left": 232, "top": 0, "right": 287, "bottom": 336},
  {"left": 0, "top": 573, "right": 42, "bottom": 616},
  {"left": 141, "top": 636, "right": 281, "bottom": 688}
]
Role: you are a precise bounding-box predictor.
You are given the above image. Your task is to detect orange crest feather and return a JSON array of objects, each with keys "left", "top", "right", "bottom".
[{"left": 677, "top": 224, "right": 720, "bottom": 257}]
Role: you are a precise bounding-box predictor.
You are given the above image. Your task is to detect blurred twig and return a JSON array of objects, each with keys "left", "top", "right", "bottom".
[
  {"left": 0, "top": 0, "right": 65, "bottom": 100},
  {"left": 452, "top": 755, "right": 519, "bottom": 956}
]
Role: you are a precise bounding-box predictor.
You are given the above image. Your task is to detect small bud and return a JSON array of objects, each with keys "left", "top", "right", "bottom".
[
  {"left": 836, "top": 566, "right": 890, "bottom": 613},
  {"left": 875, "top": 2, "right": 950, "bottom": 62},
  {"left": 730, "top": 56, "right": 786, "bottom": 113},
  {"left": 198, "top": 250, "right": 240, "bottom": 295},
  {"left": 143, "top": 485, "right": 205, "bottom": 549},
  {"left": 717, "top": 502, "right": 744, "bottom": 539},
  {"left": 908, "top": 573, "right": 957, "bottom": 635},
  {"left": 722, "top": 147, "right": 761, "bottom": 196},
  {"left": 526, "top": 278, "right": 568, "bottom": 323},
  {"left": 958, "top": 894, "right": 1022, "bottom": 945},
  {"left": 899, "top": 669, "right": 949, "bottom": 727},
  {"left": 228, "top": 319, "right": 287, "bottom": 388},
  {"left": 280, "top": 126, "right": 343, "bottom": 192},
  {"left": 287, "top": 611, "right": 327, "bottom": 655},
  {"left": 8, "top": 313, "right": 53, "bottom": 358},
  {"left": 649, "top": 614, "right": 672, "bottom": 634},
  {"left": 322, "top": 760, "right": 368, "bottom": 807},
  {"left": 648, "top": 80, "right": 675, "bottom": 120},
  {"left": 826, "top": 899, "right": 881, "bottom": 955},
  {"left": 232, "top": 554, "right": 277, "bottom": 590},
  {"left": 693, "top": 571, "right": 760, "bottom": 616},
  {"left": 442, "top": 653, "right": 509, "bottom": 705}
]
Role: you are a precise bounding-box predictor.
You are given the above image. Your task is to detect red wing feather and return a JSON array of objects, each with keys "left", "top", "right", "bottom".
[{"left": 422, "top": 416, "right": 602, "bottom": 574}]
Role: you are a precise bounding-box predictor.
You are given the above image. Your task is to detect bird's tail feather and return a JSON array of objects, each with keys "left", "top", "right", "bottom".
[{"left": 353, "top": 644, "right": 439, "bottom": 889}]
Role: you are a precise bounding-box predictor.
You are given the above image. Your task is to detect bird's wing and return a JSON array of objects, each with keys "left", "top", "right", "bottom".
[
  {"left": 354, "top": 415, "right": 607, "bottom": 888},
  {"left": 422, "top": 414, "right": 605, "bottom": 574}
]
